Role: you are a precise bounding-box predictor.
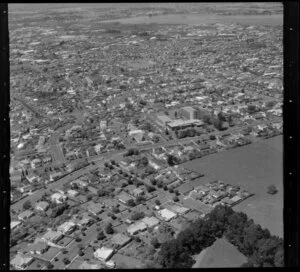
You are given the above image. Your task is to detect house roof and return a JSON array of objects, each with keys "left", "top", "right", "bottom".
[
  {"left": 11, "top": 254, "right": 33, "bottom": 267},
  {"left": 111, "top": 233, "right": 131, "bottom": 246},
  {"left": 35, "top": 201, "right": 49, "bottom": 210},
  {"left": 11, "top": 221, "right": 21, "bottom": 229},
  {"left": 41, "top": 229, "right": 63, "bottom": 241},
  {"left": 127, "top": 222, "right": 147, "bottom": 233},
  {"left": 141, "top": 216, "right": 160, "bottom": 227},
  {"left": 18, "top": 210, "right": 34, "bottom": 218},
  {"left": 94, "top": 247, "right": 114, "bottom": 260},
  {"left": 28, "top": 241, "right": 48, "bottom": 252},
  {"left": 158, "top": 208, "right": 177, "bottom": 221}
]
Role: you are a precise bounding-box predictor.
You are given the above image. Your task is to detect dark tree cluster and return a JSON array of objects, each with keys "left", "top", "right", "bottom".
[{"left": 156, "top": 205, "right": 284, "bottom": 268}]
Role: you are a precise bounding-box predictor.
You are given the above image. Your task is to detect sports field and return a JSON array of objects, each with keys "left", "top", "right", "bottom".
[{"left": 184, "top": 136, "right": 283, "bottom": 237}]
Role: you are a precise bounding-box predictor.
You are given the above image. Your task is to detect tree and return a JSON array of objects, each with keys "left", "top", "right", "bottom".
[
  {"left": 146, "top": 186, "right": 155, "bottom": 193},
  {"left": 150, "top": 178, "right": 156, "bottom": 186},
  {"left": 127, "top": 199, "right": 136, "bottom": 207},
  {"left": 173, "top": 196, "right": 179, "bottom": 202},
  {"left": 105, "top": 223, "right": 114, "bottom": 235},
  {"left": 151, "top": 237, "right": 160, "bottom": 248},
  {"left": 267, "top": 185, "right": 278, "bottom": 195},
  {"left": 155, "top": 199, "right": 161, "bottom": 206},
  {"left": 97, "top": 231, "right": 105, "bottom": 240},
  {"left": 131, "top": 212, "right": 145, "bottom": 221},
  {"left": 112, "top": 206, "right": 119, "bottom": 213},
  {"left": 47, "top": 264, "right": 54, "bottom": 269},
  {"left": 87, "top": 194, "right": 93, "bottom": 201},
  {"left": 23, "top": 200, "right": 32, "bottom": 210}
]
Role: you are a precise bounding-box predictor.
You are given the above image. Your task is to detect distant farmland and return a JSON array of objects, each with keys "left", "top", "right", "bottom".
[{"left": 184, "top": 136, "right": 283, "bottom": 237}]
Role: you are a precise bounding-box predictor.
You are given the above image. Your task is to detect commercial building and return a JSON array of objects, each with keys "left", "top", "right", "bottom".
[
  {"left": 167, "top": 119, "right": 204, "bottom": 131},
  {"left": 180, "top": 106, "right": 199, "bottom": 120},
  {"left": 156, "top": 114, "right": 173, "bottom": 127}
]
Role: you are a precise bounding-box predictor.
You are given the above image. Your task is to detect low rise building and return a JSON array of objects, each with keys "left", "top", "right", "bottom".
[
  {"left": 41, "top": 229, "right": 63, "bottom": 244},
  {"left": 141, "top": 216, "right": 160, "bottom": 228},
  {"left": 11, "top": 254, "right": 33, "bottom": 270},
  {"left": 18, "top": 210, "right": 34, "bottom": 221},
  {"left": 50, "top": 192, "right": 67, "bottom": 204},
  {"left": 158, "top": 208, "right": 177, "bottom": 222},
  {"left": 111, "top": 233, "right": 131, "bottom": 248},
  {"left": 35, "top": 201, "right": 50, "bottom": 212},
  {"left": 127, "top": 221, "right": 147, "bottom": 235},
  {"left": 57, "top": 221, "right": 76, "bottom": 235},
  {"left": 94, "top": 247, "right": 114, "bottom": 262}
]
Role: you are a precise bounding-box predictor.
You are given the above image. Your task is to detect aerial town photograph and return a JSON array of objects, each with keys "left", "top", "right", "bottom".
[{"left": 8, "top": 2, "right": 284, "bottom": 269}]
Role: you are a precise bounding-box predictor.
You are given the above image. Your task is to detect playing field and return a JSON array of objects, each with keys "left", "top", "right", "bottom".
[{"left": 184, "top": 136, "right": 283, "bottom": 237}]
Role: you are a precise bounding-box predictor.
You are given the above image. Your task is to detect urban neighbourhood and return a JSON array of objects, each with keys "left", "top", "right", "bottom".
[{"left": 9, "top": 3, "right": 283, "bottom": 269}]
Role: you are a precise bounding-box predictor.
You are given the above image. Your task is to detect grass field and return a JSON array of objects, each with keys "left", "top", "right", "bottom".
[
  {"left": 183, "top": 136, "right": 283, "bottom": 237},
  {"left": 192, "top": 237, "right": 247, "bottom": 268}
]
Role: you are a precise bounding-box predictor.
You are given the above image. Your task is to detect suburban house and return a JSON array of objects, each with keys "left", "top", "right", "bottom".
[
  {"left": 35, "top": 201, "right": 50, "bottom": 212},
  {"left": 18, "top": 210, "right": 34, "bottom": 221},
  {"left": 10, "top": 254, "right": 34, "bottom": 270},
  {"left": 94, "top": 247, "right": 114, "bottom": 262},
  {"left": 50, "top": 192, "right": 67, "bottom": 204},
  {"left": 28, "top": 241, "right": 49, "bottom": 255},
  {"left": 57, "top": 221, "right": 76, "bottom": 235},
  {"left": 41, "top": 229, "right": 63, "bottom": 244}
]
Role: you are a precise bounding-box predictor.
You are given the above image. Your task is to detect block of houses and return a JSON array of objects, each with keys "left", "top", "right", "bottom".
[
  {"left": 35, "top": 201, "right": 50, "bottom": 212},
  {"left": 111, "top": 233, "right": 131, "bottom": 248},
  {"left": 57, "top": 221, "right": 76, "bottom": 235},
  {"left": 10, "top": 254, "right": 34, "bottom": 270},
  {"left": 41, "top": 229, "right": 63, "bottom": 244},
  {"left": 158, "top": 208, "right": 177, "bottom": 222},
  {"left": 28, "top": 241, "right": 49, "bottom": 255},
  {"left": 94, "top": 247, "right": 114, "bottom": 262},
  {"left": 18, "top": 210, "right": 34, "bottom": 221},
  {"left": 127, "top": 222, "right": 147, "bottom": 235},
  {"left": 141, "top": 216, "right": 160, "bottom": 228},
  {"left": 50, "top": 192, "right": 67, "bottom": 204}
]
